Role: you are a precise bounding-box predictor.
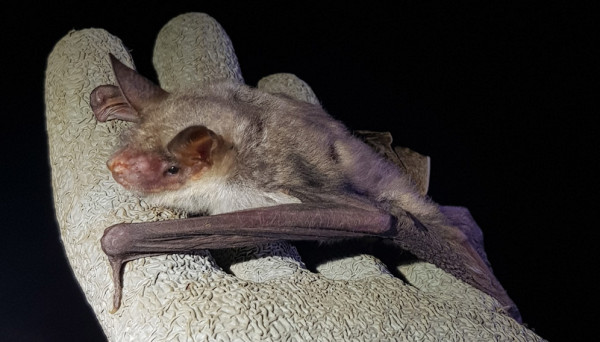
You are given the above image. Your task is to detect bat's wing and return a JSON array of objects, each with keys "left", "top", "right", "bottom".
[
  {"left": 387, "top": 205, "right": 522, "bottom": 322},
  {"left": 102, "top": 190, "right": 519, "bottom": 320},
  {"left": 291, "top": 190, "right": 521, "bottom": 321}
]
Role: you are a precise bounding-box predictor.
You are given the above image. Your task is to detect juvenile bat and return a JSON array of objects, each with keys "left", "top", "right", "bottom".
[{"left": 90, "top": 54, "right": 520, "bottom": 320}]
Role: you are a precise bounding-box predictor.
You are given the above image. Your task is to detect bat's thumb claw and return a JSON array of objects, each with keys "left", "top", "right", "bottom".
[
  {"left": 108, "top": 283, "right": 123, "bottom": 314},
  {"left": 109, "top": 305, "right": 119, "bottom": 314},
  {"left": 106, "top": 255, "right": 124, "bottom": 314}
]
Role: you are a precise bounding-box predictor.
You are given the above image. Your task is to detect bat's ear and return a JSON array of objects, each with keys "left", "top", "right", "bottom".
[
  {"left": 109, "top": 54, "right": 168, "bottom": 112},
  {"left": 90, "top": 85, "right": 140, "bottom": 122},
  {"left": 90, "top": 54, "right": 169, "bottom": 122},
  {"left": 167, "top": 126, "right": 223, "bottom": 168}
]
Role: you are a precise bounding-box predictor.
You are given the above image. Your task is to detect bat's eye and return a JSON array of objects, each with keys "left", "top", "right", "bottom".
[{"left": 166, "top": 166, "right": 180, "bottom": 175}]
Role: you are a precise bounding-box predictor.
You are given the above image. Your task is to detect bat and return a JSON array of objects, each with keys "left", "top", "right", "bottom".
[{"left": 90, "top": 54, "right": 520, "bottom": 320}]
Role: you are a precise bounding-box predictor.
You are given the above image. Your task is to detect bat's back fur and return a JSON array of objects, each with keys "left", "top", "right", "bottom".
[{"left": 131, "top": 81, "right": 442, "bottom": 227}]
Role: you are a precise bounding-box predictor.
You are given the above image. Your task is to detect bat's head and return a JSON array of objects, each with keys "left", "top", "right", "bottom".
[
  {"left": 90, "top": 54, "right": 231, "bottom": 195},
  {"left": 106, "top": 125, "right": 225, "bottom": 194}
]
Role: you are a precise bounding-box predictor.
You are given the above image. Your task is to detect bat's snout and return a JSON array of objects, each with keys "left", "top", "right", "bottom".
[
  {"left": 108, "top": 149, "right": 163, "bottom": 192},
  {"left": 107, "top": 148, "right": 185, "bottom": 193}
]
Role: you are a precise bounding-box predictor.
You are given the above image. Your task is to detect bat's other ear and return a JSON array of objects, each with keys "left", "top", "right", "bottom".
[
  {"left": 109, "top": 53, "right": 168, "bottom": 114},
  {"left": 90, "top": 54, "right": 168, "bottom": 122},
  {"left": 90, "top": 85, "right": 140, "bottom": 122},
  {"left": 167, "top": 126, "right": 224, "bottom": 168}
]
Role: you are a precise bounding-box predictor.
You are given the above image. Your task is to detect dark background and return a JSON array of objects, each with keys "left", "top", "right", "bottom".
[{"left": 1, "top": 2, "right": 594, "bottom": 341}]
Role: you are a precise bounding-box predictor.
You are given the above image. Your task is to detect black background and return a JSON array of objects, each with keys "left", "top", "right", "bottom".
[{"left": 1, "top": 2, "right": 594, "bottom": 341}]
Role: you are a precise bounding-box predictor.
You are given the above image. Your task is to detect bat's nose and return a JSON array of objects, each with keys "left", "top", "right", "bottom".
[
  {"left": 107, "top": 154, "right": 134, "bottom": 177},
  {"left": 107, "top": 156, "right": 133, "bottom": 189},
  {"left": 107, "top": 157, "right": 121, "bottom": 173},
  {"left": 106, "top": 149, "right": 146, "bottom": 189}
]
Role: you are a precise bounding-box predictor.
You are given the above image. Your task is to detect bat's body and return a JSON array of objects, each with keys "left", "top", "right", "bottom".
[
  {"left": 100, "top": 74, "right": 433, "bottom": 220},
  {"left": 91, "top": 55, "right": 520, "bottom": 320}
]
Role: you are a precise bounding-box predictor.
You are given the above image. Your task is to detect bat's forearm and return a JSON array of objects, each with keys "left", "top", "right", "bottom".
[
  {"left": 101, "top": 203, "right": 396, "bottom": 257},
  {"left": 101, "top": 203, "right": 397, "bottom": 313}
]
